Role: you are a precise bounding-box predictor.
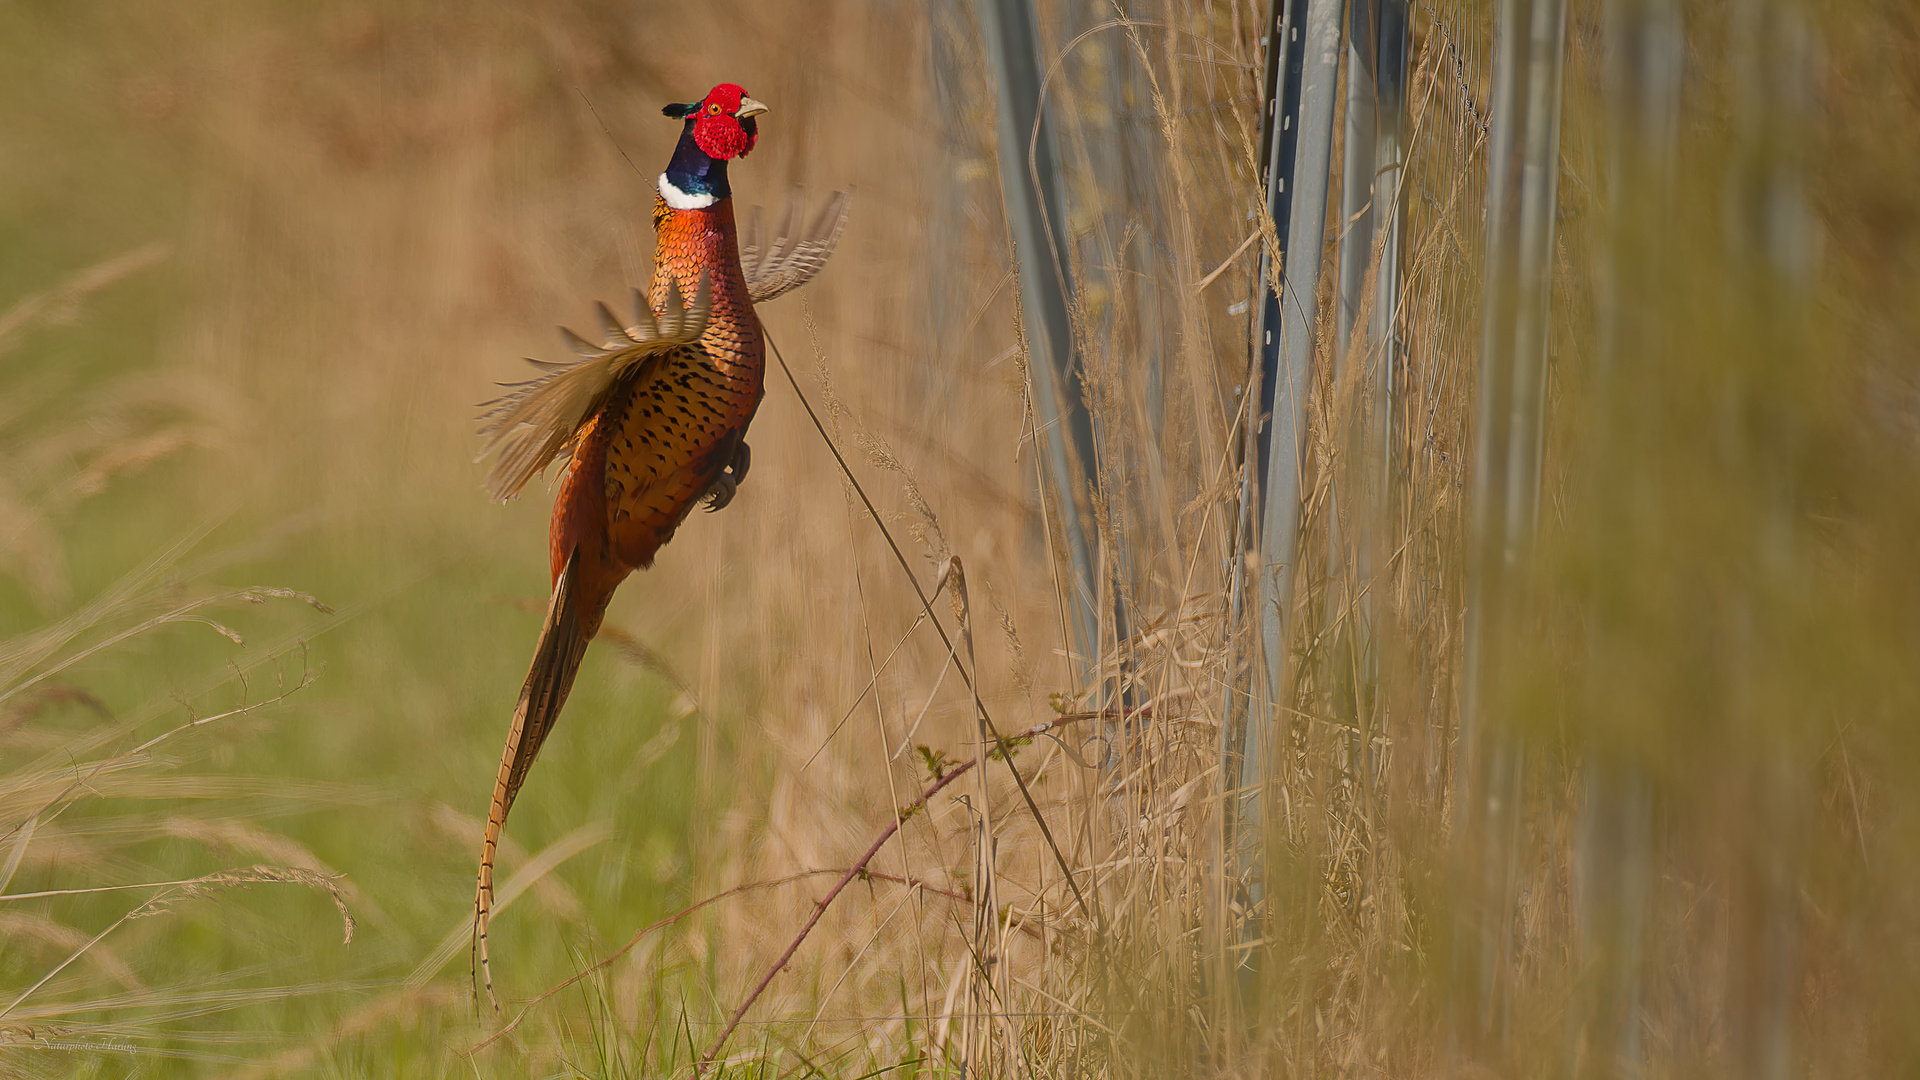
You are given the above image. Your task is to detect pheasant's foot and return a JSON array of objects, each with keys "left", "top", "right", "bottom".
[
  {"left": 702, "top": 442, "right": 751, "bottom": 512},
  {"left": 702, "top": 470, "right": 738, "bottom": 512}
]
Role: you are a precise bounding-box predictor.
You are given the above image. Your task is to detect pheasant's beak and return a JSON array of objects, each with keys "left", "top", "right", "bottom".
[{"left": 735, "top": 97, "right": 769, "bottom": 119}]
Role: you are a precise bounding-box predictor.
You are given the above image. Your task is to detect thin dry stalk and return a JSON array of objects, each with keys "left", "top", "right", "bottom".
[{"left": 697, "top": 709, "right": 1101, "bottom": 1073}]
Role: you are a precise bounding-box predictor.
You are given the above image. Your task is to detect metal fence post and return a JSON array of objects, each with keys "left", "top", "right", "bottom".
[
  {"left": 1254, "top": 0, "right": 1343, "bottom": 758},
  {"left": 1458, "top": 0, "right": 1569, "bottom": 1043},
  {"left": 1218, "top": 0, "right": 1345, "bottom": 984},
  {"left": 1371, "top": 0, "right": 1408, "bottom": 514},
  {"left": 1339, "top": 0, "right": 1410, "bottom": 520},
  {"left": 1337, "top": 0, "right": 1380, "bottom": 372},
  {"left": 1331, "top": 0, "right": 1411, "bottom": 809},
  {"left": 1719, "top": 3, "right": 1813, "bottom": 1075},
  {"left": 1568, "top": 0, "right": 1681, "bottom": 1071},
  {"left": 1220, "top": 0, "right": 1289, "bottom": 954},
  {"left": 973, "top": 0, "right": 1102, "bottom": 681}
]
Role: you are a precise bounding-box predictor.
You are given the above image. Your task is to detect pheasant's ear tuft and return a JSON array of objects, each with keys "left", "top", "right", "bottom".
[{"left": 661, "top": 102, "right": 698, "bottom": 120}]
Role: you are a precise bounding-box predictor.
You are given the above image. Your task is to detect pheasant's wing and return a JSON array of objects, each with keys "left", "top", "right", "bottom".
[
  {"left": 738, "top": 188, "right": 852, "bottom": 306},
  {"left": 476, "top": 274, "right": 711, "bottom": 502}
]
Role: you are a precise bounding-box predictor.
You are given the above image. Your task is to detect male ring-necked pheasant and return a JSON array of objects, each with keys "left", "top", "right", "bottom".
[{"left": 471, "top": 82, "right": 849, "bottom": 1007}]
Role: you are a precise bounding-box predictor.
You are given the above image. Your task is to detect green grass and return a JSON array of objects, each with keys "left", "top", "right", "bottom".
[{"left": 0, "top": 7, "right": 739, "bottom": 1072}]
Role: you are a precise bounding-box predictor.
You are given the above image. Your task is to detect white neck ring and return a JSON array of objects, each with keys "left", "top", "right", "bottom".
[{"left": 658, "top": 173, "right": 718, "bottom": 210}]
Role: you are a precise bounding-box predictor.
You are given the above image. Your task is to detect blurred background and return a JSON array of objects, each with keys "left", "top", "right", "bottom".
[{"left": 3, "top": 0, "right": 1919, "bottom": 1077}]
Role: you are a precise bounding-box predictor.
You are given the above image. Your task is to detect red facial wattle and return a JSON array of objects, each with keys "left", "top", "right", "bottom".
[
  {"left": 692, "top": 83, "right": 758, "bottom": 161},
  {"left": 694, "top": 113, "right": 754, "bottom": 160}
]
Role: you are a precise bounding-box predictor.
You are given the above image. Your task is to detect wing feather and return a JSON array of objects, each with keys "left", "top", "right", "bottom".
[
  {"left": 595, "top": 303, "right": 629, "bottom": 345},
  {"left": 739, "top": 189, "right": 852, "bottom": 305},
  {"left": 477, "top": 274, "right": 711, "bottom": 502}
]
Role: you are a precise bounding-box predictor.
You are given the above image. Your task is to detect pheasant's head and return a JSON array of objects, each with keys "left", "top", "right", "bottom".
[
  {"left": 665, "top": 83, "right": 766, "bottom": 160},
  {"left": 658, "top": 83, "right": 768, "bottom": 208}
]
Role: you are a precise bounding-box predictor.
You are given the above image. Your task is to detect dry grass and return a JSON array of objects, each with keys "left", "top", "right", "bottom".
[{"left": 2, "top": 0, "right": 1919, "bottom": 1076}]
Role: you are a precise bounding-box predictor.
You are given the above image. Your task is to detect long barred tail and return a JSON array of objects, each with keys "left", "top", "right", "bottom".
[{"left": 472, "top": 549, "right": 592, "bottom": 1013}]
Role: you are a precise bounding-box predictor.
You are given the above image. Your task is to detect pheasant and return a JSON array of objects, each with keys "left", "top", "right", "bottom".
[{"left": 470, "top": 82, "right": 850, "bottom": 1007}]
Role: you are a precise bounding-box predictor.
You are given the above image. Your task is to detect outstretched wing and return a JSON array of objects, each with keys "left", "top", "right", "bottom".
[
  {"left": 477, "top": 275, "right": 711, "bottom": 502},
  {"left": 738, "top": 188, "right": 852, "bottom": 306}
]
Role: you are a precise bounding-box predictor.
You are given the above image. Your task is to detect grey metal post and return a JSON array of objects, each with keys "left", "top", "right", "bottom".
[
  {"left": 1458, "top": 0, "right": 1569, "bottom": 1041},
  {"left": 1221, "top": 0, "right": 1292, "bottom": 979},
  {"left": 1372, "top": 0, "right": 1409, "bottom": 504},
  {"left": 1346, "top": 0, "right": 1410, "bottom": 502},
  {"left": 1221, "top": 0, "right": 1289, "bottom": 926},
  {"left": 1461, "top": 0, "right": 1569, "bottom": 789},
  {"left": 1329, "top": 0, "right": 1380, "bottom": 704},
  {"left": 1331, "top": 0, "right": 1411, "bottom": 880},
  {"left": 1724, "top": 3, "right": 1813, "bottom": 1076},
  {"left": 1569, "top": 0, "right": 1680, "bottom": 1071},
  {"left": 1337, "top": 0, "right": 1380, "bottom": 371},
  {"left": 1255, "top": 0, "right": 1343, "bottom": 726},
  {"left": 973, "top": 0, "right": 1102, "bottom": 679},
  {"left": 1217, "top": 0, "right": 1344, "bottom": 979}
]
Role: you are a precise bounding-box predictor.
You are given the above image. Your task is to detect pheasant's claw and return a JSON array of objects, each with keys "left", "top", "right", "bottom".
[
  {"left": 702, "top": 442, "right": 752, "bottom": 513},
  {"left": 703, "top": 470, "right": 738, "bottom": 512}
]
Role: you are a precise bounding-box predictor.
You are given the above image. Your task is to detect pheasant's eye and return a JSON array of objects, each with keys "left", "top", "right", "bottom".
[{"left": 708, "top": 104, "right": 721, "bottom": 115}]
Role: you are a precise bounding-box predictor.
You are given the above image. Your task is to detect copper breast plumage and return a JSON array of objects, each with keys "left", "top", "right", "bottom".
[{"left": 591, "top": 199, "right": 765, "bottom": 568}]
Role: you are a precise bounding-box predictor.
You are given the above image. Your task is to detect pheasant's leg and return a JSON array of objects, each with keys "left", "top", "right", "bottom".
[{"left": 730, "top": 441, "right": 751, "bottom": 486}]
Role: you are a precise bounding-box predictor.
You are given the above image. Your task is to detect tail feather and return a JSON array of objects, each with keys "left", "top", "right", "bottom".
[{"left": 472, "top": 550, "right": 592, "bottom": 1013}]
